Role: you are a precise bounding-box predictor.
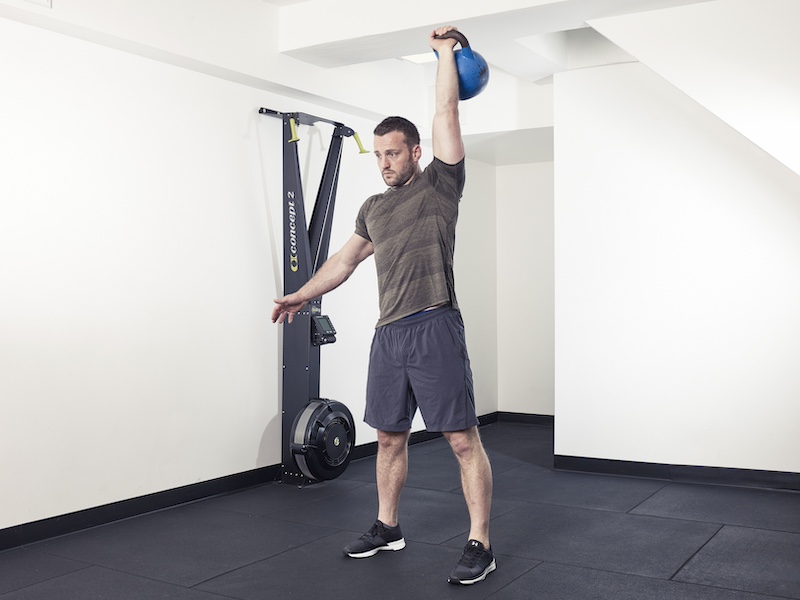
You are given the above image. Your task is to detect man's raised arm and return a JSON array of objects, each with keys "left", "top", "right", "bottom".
[{"left": 429, "top": 26, "right": 465, "bottom": 165}]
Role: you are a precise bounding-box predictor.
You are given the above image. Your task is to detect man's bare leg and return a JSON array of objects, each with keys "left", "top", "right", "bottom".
[
  {"left": 376, "top": 429, "right": 411, "bottom": 526},
  {"left": 343, "top": 429, "right": 410, "bottom": 558},
  {"left": 443, "top": 426, "right": 493, "bottom": 546}
]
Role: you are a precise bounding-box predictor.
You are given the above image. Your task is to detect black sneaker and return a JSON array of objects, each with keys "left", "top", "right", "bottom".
[
  {"left": 447, "top": 539, "right": 497, "bottom": 585},
  {"left": 343, "top": 520, "right": 406, "bottom": 558}
]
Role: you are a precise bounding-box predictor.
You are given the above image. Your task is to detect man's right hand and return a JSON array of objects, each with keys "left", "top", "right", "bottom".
[
  {"left": 429, "top": 25, "right": 460, "bottom": 53},
  {"left": 272, "top": 294, "right": 307, "bottom": 324},
  {"left": 271, "top": 234, "right": 374, "bottom": 325}
]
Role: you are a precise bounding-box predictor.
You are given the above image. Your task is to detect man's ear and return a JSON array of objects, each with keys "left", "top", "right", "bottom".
[{"left": 412, "top": 144, "right": 422, "bottom": 162}]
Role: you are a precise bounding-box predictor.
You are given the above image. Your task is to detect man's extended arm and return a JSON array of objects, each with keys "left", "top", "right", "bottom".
[
  {"left": 429, "top": 26, "right": 465, "bottom": 165},
  {"left": 272, "top": 233, "right": 374, "bottom": 324}
]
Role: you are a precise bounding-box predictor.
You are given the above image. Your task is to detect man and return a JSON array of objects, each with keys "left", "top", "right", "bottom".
[{"left": 272, "top": 25, "right": 495, "bottom": 585}]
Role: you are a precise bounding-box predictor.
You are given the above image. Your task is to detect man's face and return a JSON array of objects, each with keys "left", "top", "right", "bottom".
[{"left": 374, "top": 131, "right": 421, "bottom": 188}]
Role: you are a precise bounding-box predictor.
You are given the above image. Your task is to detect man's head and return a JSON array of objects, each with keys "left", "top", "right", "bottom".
[{"left": 373, "top": 116, "right": 422, "bottom": 188}]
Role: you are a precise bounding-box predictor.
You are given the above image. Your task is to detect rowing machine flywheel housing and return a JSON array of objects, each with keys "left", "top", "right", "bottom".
[{"left": 290, "top": 398, "right": 355, "bottom": 481}]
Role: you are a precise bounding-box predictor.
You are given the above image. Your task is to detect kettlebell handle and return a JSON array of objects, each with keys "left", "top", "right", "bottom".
[
  {"left": 434, "top": 30, "right": 470, "bottom": 49},
  {"left": 432, "top": 29, "right": 489, "bottom": 100}
]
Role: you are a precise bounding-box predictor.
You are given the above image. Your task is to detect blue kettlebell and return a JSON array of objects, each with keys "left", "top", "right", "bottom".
[{"left": 434, "top": 30, "right": 490, "bottom": 100}]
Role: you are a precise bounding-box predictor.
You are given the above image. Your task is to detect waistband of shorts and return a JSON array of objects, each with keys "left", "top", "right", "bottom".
[{"left": 387, "top": 304, "right": 453, "bottom": 327}]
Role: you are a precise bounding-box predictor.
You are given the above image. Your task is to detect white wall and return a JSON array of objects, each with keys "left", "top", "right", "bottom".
[
  {"left": 496, "top": 163, "right": 554, "bottom": 415},
  {"left": 0, "top": 14, "right": 382, "bottom": 530},
  {"left": 554, "top": 61, "right": 800, "bottom": 473},
  {"left": 590, "top": 0, "right": 800, "bottom": 178},
  {"left": 457, "top": 158, "right": 499, "bottom": 416},
  {"left": 0, "top": 0, "right": 428, "bottom": 124}
]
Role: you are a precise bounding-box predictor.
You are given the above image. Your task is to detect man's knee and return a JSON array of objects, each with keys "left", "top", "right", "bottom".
[
  {"left": 443, "top": 427, "right": 483, "bottom": 459},
  {"left": 377, "top": 429, "right": 411, "bottom": 454}
]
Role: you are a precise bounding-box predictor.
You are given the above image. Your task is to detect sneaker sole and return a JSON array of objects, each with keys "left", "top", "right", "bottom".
[
  {"left": 447, "top": 558, "right": 497, "bottom": 585},
  {"left": 346, "top": 538, "right": 406, "bottom": 559}
]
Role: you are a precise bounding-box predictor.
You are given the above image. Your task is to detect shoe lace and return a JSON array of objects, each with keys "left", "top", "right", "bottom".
[
  {"left": 362, "top": 520, "right": 386, "bottom": 541},
  {"left": 458, "top": 542, "right": 485, "bottom": 567}
]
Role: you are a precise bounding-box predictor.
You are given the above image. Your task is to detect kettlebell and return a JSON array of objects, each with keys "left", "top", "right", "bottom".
[{"left": 434, "top": 30, "right": 490, "bottom": 100}]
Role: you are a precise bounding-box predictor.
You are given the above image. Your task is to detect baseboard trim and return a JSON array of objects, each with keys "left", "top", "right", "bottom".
[
  {"left": 491, "top": 411, "right": 555, "bottom": 426},
  {"left": 555, "top": 455, "right": 800, "bottom": 491}
]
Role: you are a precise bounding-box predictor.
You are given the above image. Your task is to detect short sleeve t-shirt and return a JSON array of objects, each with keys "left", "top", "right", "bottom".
[{"left": 355, "top": 158, "right": 465, "bottom": 328}]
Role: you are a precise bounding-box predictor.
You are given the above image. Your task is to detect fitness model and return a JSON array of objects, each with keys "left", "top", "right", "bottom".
[{"left": 272, "top": 25, "right": 495, "bottom": 585}]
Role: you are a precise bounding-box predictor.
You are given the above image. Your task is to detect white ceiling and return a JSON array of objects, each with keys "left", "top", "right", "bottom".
[
  {"left": 262, "top": 0, "right": 714, "bottom": 165},
  {"left": 272, "top": 0, "right": 711, "bottom": 81}
]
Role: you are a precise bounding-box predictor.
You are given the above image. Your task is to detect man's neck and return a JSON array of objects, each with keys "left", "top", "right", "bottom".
[{"left": 392, "top": 168, "right": 421, "bottom": 189}]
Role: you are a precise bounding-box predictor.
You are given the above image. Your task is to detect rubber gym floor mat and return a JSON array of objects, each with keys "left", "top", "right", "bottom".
[
  {"left": 197, "top": 530, "right": 538, "bottom": 600},
  {"left": 4, "top": 422, "right": 797, "bottom": 600},
  {"left": 25, "top": 502, "right": 338, "bottom": 588},
  {"left": 463, "top": 501, "right": 722, "bottom": 579},
  {"left": 0, "top": 548, "right": 88, "bottom": 596},
  {"left": 271, "top": 482, "right": 524, "bottom": 546},
  {"left": 491, "top": 463, "right": 668, "bottom": 512},
  {"left": 492, "top": 562, "right": 781, "bottom": 600},
  {"left": 0, "top": 567, "right": 224, "bottom": 600},
  {"left": 400, "top": 452, "right": 464, "bottom": 492},
  {"left": 477, "top": 422, "right": 555, "bottom": 467},
  {"left": 203, "top": 477, "right": 370, "bottom": 517},
  {"left": 630, "top": 482, "right": 800, "bottom": 532},
  {"left": 673, "top": 526, "right": 800, "bottom": 599}
]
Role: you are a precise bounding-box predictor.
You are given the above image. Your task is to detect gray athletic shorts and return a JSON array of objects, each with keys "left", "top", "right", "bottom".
[{"left": 364, "top": 306, "right": 478, "bottom": 433}]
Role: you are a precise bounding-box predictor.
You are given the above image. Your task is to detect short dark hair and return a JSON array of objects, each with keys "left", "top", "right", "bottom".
[{"left": 373, "top": 116, "right": 420, "bottom": 148}]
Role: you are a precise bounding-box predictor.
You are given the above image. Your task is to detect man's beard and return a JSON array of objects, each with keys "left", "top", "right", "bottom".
[{"left": 384, "top": 161, "right": 416, "bottom": 187}]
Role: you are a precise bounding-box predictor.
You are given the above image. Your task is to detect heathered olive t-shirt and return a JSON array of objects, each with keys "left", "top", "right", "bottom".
[{"left": 355, "top": 158, "right": 466, "bottom": 328}]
